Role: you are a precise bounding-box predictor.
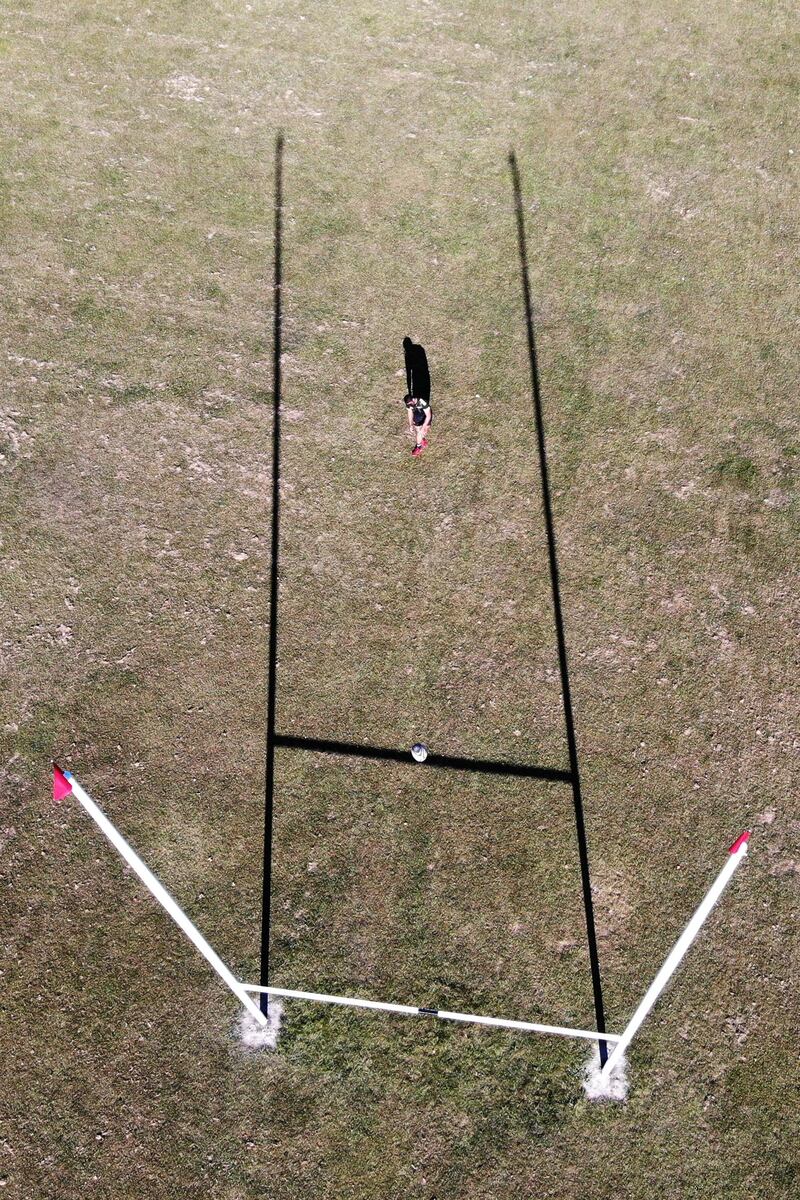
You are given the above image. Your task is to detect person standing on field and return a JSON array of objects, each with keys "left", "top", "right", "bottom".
[{"left": 402, "top": 336, "right": 432, "bottom": 458}]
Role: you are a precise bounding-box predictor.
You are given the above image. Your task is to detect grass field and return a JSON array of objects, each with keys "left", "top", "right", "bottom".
[{"left": 2, "top": 1, "right": 799, "bottom": 1196}]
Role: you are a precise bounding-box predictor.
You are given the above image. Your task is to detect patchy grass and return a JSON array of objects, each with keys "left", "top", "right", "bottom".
[
  {"left": 712, "top": 452, "right": 759, "bottom": 488},
  {"left": 1, "top": 0, "right": 798, "bottom": 1198}
]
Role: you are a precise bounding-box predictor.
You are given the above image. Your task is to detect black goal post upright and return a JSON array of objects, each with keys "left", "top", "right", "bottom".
[
  {"left": 509, "top": 150, "right": 610, "bottom": 1066},
  {"left": 259, "top": 132, "right": 284, "bottom": 1017}
]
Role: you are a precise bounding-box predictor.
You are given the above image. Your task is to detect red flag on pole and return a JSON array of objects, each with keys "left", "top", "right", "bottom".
[
  {"left": 728, "top": 830, "right": 751, "bottom": 855},
  {"left": 53, "top": 764, "right": 73, "bottom": 803}
]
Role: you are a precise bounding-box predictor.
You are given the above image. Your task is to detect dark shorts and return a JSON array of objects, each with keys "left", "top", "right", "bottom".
[{"left": 412, "top": 406, "right": 432, "bottom": 427}]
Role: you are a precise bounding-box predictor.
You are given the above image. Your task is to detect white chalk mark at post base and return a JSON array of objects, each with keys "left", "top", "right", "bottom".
[
  {"left": 600, "top": 832, "right": 751, "bottom": 1079},
  {"left": 243, "top": 984, "right": 620, "bottom": 1044},
  {"left": 583, "top": 1042, "right": 629, "bottom": 1102},
  {"left": 59, "top": 768, "right": 268, "bottom": 1028},
  {"left": 240, "top": 999, "right": 283, "bottom": 1049}
]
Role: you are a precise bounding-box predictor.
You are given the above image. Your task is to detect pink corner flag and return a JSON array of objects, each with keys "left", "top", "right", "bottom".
[{"left": 53, "top": 764, "right": 73, "bottom": 803}]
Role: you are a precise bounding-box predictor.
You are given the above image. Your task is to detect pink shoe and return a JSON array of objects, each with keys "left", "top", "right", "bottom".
[
  {"left": 420, "top": 438, "right": 429, "bottom": 449},
  {"left": 411, "top": 444, "right": 423, "bottom": 457}
]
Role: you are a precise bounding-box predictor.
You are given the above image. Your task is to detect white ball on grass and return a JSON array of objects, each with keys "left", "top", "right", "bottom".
[{"left": 411, "top": 743, "right": 428, "bottom": 762}]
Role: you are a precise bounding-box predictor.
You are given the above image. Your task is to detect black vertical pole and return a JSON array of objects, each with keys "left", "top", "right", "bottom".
[
  {"left": 509, "top": 151, "right": 609, "bottom": 1065},
  {"left": 260, "top": 132, "right": 284, "bottom": 1015}
]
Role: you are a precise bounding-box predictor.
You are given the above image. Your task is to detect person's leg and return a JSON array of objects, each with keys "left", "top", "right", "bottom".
[
  {"left": 420, "top": 412, "right": 432, "bottom": 446},
  {"left": 411, "top": 409, "right": 425, "bottom": 455}
]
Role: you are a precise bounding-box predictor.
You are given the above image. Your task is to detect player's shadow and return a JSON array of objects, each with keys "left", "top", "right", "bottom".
[{"left": 403, "top": 336, "right": 431, "bottom": 403}]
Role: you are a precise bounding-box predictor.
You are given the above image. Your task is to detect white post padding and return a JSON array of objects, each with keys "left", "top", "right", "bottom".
[
  {"left": 244, "top": 984, "right": 620, "bottom": 1044},
  {"left": 601, "top": 832, "right": 750, "bottom": 1077},
  {"left": 64, "top": 770, "right": 268, "bottom": 1027}
]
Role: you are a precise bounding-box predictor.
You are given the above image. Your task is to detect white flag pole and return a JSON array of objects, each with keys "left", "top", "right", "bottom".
[
  {"left": 601, "top": 831, "right": 750, "bottom": 1077},
  {"left": 55, "top": 766, "right": 268, "bottom": 1028}
]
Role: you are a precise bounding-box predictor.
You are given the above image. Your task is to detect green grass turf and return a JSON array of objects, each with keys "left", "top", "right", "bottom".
[{"left": 1, "top": 1, "right": 799, "bottom": 1196}]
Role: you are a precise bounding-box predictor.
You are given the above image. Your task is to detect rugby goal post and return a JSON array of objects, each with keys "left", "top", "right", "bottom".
[{"left": 53, "top": 764, "right": 750, "bottom": 1085}]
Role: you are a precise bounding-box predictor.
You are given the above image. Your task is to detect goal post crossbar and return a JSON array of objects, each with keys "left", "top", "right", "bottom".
[
  {"left": 242, "top": 983, "right": 619, "bottom": 1043},
  {"left": 273, "top": 732, "right": 573, "bottom": 784}
]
